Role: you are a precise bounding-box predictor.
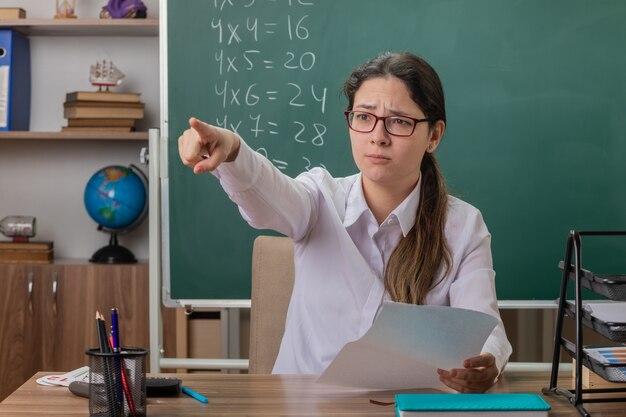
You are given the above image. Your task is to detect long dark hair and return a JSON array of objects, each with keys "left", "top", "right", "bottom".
[{"left": 343, "top": 52, "right": 451, "bottom": 304}]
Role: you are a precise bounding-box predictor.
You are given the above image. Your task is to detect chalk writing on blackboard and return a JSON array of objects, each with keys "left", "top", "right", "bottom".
[{"left": 209, "top": 0, "right": 328, "bottom": 173}]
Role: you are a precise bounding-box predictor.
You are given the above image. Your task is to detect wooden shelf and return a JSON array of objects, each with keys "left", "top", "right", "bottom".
[
  {"left": 0, "top": 131, "right": 148, "bottom": 141},
  {"left": 0, "top": 18, "right": 158, "bottom": 36}
]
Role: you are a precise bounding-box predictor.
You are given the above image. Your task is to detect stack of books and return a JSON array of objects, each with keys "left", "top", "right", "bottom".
[
  {"left": 0, "top": 8, "right": 26, "bottom": 18},
  {"left": 0, "top": 241, "right": 54, "bottom": 264},
  {"left": 62, "top": 91, "right": 144, "bottom": 132}
]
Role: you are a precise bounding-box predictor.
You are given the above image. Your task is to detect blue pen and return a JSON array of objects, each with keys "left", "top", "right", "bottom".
[
  {"left": 111, "top": 308, "right": 120, "bottom": 352},
  {"left": 110, "top": 308, "right": 124, "bottom": 414},
  {"left": 182, "top": 386, "right": 209, "bottom": 403}
]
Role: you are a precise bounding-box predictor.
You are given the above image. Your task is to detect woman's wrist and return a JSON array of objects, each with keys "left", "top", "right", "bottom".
[{"left": 225, "top": 132, "right": 241, "bottom": 162}]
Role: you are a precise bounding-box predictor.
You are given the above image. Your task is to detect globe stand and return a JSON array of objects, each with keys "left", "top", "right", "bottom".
[{"left": 89, "top": 232, "right": 137, "bottom": 264}]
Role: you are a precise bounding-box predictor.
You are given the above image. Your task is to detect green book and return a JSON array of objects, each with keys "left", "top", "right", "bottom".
[{"left": 395, "top": 393, "right": 550, "bottom": 417}]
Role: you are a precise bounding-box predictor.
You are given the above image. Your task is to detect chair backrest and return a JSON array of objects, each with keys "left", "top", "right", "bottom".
[{"left": 249, "top": 235, "right": 295, "bottom": 374}]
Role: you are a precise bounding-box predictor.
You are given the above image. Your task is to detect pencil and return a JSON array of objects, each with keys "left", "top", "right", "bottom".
[
  {"left": 96, "top": 311, "right": 117, "bottom": 417},
  {"left": 96, "top": 311, "right": 111, "bottom": 353}
]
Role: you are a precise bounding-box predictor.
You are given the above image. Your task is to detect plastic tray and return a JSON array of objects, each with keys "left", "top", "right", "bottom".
[
  {"left": 559, "top": 261, "right": 626, "bottom": 301},
  {"left": 564, "top": 301, "right": 626, "bottom": 342},
  {"left": 563, "top": 342, "right": 626, "bottom": 383}
]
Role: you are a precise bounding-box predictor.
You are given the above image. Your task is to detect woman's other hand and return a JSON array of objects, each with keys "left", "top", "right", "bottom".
[{"left": 437, "top": 352, "right": 499, "bottom": 393}]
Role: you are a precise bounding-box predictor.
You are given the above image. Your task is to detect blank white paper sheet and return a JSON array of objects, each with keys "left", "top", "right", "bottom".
[{"left": 317, "top": 301, "right": 498, "bottom": 389}]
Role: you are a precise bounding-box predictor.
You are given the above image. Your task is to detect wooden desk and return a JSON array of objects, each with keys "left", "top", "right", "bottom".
[{"left": 1, "top": 371, "right": 625, "bottom": 416}]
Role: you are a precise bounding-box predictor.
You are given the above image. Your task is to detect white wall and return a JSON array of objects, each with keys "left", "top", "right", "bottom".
[
  {"left": 4, "top": 0, "right": 159, "bottom": 20},
  {"left": 0, "top": 0, "right": 160, "bottom": 260}
]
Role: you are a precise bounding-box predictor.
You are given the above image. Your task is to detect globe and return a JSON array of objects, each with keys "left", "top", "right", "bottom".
[{"left": 84, "top": 165, "right": 147, "bottom": 263}]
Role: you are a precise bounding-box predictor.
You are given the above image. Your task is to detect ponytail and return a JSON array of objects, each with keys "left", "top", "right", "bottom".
[{"left": 384, "top": 152, "right": 451, "bottom": 304}]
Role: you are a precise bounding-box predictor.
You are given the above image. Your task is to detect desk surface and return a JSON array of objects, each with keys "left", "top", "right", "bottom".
[{"left": 1, "top": 371, "right": 625, "bottom": 416}]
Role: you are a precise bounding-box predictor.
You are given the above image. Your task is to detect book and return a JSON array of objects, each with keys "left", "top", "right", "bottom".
[
  {"left": 62, "top": 126, "right": 134, "bottom": 132},
  {"left": 395, "top": 393, "right": 550, "bottom": 417},
  {"left": 66, "top": 91, "right": 141, "bottom": 103},
  {"left": 0, "top": 241, "right": 53, "bottom": 250},
  {"left": 0, "top": 249, "right": 54, "bottom": 263},
  {"left": 63, "top": 105, "right": 144, "bottom": 119},
  {"left": 68, "top": 118, "right": 136, "bottom": 127},
  {"left": 0, "top": 8, "right": 26, "bottom": 19},
  {"left": 64, "top": 100, "right": 144, "bottom": 109}
]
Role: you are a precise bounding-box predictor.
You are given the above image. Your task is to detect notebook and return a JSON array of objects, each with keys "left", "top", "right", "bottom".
[{"left": 395, "top": 393, "right": 551, "bottom": 417}]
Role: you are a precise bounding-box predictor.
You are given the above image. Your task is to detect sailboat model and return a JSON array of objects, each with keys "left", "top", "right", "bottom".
[{"left": 89, "top": 60, "right": 125, "bottom": 90}]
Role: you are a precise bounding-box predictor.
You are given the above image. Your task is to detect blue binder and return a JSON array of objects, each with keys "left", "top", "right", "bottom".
[{"left": 0, "top": 30, "right": 30, "bottom": 131}]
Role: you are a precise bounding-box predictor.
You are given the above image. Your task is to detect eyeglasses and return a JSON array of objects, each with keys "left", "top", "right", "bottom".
[{"left": 344, "top": 111, "right": 432, "bottom": 137}]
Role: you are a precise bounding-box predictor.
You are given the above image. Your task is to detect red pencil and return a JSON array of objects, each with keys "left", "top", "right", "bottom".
[{"left": 110, "top": 336, "right": 136, "bottom": 417}]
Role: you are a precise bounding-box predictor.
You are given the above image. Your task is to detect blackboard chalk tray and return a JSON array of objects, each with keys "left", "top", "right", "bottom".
[
  {"left": 559, "top": 261, "right": 626, "bottom": 301},
  {"left": 563, "top": 341, "right": 626, "bottom": 383},
  {"left": 564, "top": 301, "right": 626, "bottom": 342}
]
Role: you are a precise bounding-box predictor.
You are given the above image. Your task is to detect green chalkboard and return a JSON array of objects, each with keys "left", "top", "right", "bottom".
[{"left": 165, "top": 0, "right": 626, "bottom": 302}]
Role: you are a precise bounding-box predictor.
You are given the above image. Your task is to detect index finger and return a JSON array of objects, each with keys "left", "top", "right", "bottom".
[
  {"left": 464, "top": 354, "right": 495, "bottom": 368},
  {"left": 189, "top": 117, "right": 214, "bottom": 142}
]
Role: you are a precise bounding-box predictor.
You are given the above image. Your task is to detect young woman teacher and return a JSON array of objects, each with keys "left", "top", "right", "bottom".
[{"left": 178, "top": 51, "right": 512, "bottom": 393}]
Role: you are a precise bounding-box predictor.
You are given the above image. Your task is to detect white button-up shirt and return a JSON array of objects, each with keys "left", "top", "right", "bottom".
[{"left": 214, "top": 139, "right": 512, "bottom": 375}]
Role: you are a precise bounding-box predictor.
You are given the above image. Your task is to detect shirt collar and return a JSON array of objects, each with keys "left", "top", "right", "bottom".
[
  {"left": 343, "top": 174, "right": 422, "bottom": 237},
  {"left": 343, "top": 173, "right": 370, "bottom": 228},
  {"left": 394, "top": 176, "right": 421, "bottom": 237}
]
